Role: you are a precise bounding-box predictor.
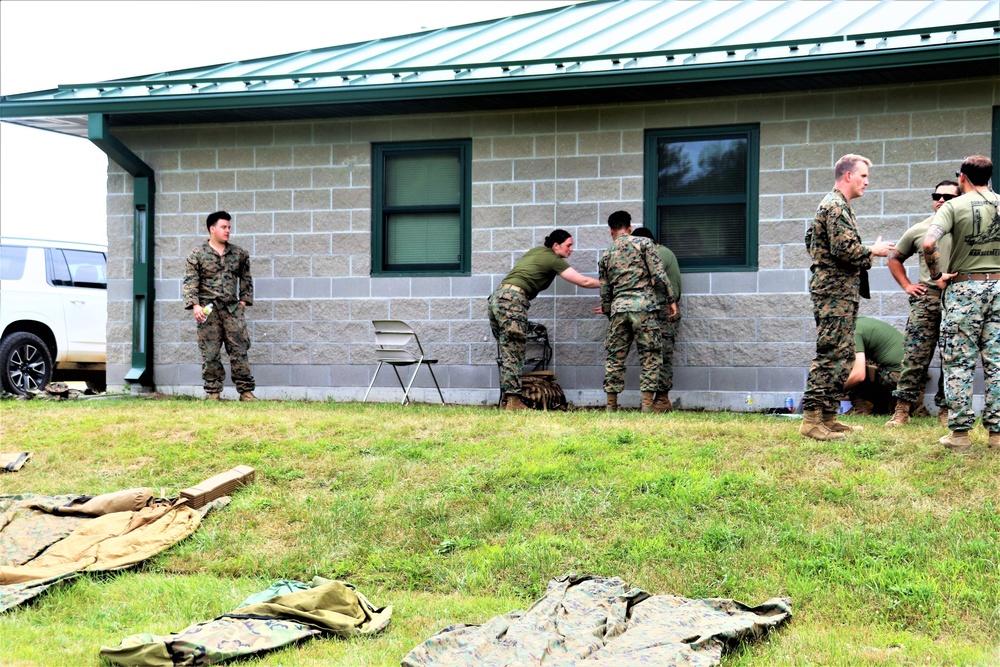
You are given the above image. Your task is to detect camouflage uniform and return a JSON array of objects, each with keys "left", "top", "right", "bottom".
[
  {"left": 653, "top": 244, "right": 682, "bottom": 394},
  {"left": 599, "top": 233, "right": 673, "bottom": 393},
  {"left": 488, "top": 246, "right": 570, "bottom": 397},
  {"left": 183, "top": 241, "right": 255, "bottom": 394},
  {"left": 892, "top": 216, "right": 949, "bottom": 407},
  {"left": 488, "top": 286, "right": 530, "bottom": 395},
  {"left": 932, "top": 190, "right": 1000, "bottom": 432},
  {"left": 803, "top": 189, "right": 874, "bottom": 414}
]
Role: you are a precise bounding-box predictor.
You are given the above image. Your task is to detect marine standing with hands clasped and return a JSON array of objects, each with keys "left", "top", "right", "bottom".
[
  {"left": 800, "top": 154, "right": 894, "bottom": 441},
  {"left": 923, "top": 155, "right": 1000, "bottom": 453},
  {"left": 183, "top": 211, "right": 256, "bottom": 402},
  {"left": 488, "top": 229, "right": 600, "bottom": 411},
  {"left": 885, "top": 180, "right": 959, "bottom": 427}
]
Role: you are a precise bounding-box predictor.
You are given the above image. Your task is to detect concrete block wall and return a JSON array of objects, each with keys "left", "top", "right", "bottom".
[{"left": 105, "top": 75, "right": 999, "bottom": 407}]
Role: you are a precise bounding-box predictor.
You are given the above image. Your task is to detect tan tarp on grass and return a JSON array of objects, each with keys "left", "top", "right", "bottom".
[
  {"left": 1, "top": 503, "right": 201, "bottom": 584},
  {"left": 0, "top": 452, "right": 31, "bottom": 472},
  {"left": 1, "top": 490, "right": 225, "bottom": 611}
]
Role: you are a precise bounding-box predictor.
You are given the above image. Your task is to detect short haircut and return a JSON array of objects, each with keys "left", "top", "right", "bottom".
[
  {"left": 607, "top": 210, "right": 632, "bottom": 231},
  {"left": 834, "top": 154, "right": 872, "bottom": 181},
  {"left": 206, "top": 211, "right": 232, "bottom": 231},
  {"left": 959, "top": 155, "right": 993, "bottom": 187},
  {"left": 934, "top": 179, "right": 959, "bottom": 192},
  {"left": 543, "top": 229, "right": 571, "bottom": 248},
  {"left": 631, "top": 227, "right": 655, "bottom": 241}
]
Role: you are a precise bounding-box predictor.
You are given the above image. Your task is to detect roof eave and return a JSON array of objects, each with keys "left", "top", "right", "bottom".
[{"left": 2, "top": 41, "right": 996, "bottom": 123}]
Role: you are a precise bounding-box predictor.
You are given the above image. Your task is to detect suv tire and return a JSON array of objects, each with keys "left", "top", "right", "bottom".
[{"left": 0, "top": 332, "right": 53, "bottom": 395}]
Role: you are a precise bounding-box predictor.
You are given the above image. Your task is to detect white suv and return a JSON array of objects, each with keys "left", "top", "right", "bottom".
[{"left": 0, "top": 237, "right": 107, "bottom": 394}]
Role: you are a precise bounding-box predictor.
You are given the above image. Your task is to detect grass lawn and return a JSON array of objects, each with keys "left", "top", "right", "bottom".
[{"left": 1, "top": 397, "right": 998, "bottom": 666}]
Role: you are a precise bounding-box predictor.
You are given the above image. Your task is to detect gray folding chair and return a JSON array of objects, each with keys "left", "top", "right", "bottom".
[{"left": 363, "top": 320, "right": 445, "bottom": 405}]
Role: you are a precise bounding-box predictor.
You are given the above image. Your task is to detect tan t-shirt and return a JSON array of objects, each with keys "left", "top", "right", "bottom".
[{"left": 931, "top": 189, "right": 1000, "bottom": 274}]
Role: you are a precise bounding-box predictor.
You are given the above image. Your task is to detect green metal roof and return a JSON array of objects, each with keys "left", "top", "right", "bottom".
[{"left": 2, "top": 0, "right": 998, "bottom": 135}]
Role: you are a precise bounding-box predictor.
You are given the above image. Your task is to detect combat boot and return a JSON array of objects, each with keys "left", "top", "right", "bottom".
[
  {"left": 940, "top": 430, "right": 971, "bottom": 453},
  {"left": 505, "top": 394, "right": 528, "bottom": 411},
  {"left": 988, "top": 432, "right": 999, "bottom": 449},
  {"left": 800, "top": 408, "right": 846, "bottom": 441},
  {"left": 239, "top": 391, "right": 256, "bottom": 402},
  {"left": 605, "top": 393, "right": 619, "bottom": 413},
  {"left": 845, "top": 398, "right": 873, "bottom": 416},
  {"left": 823, "top": 412, "right": 862, "bottom": 433},
  {"left": 205, "top": 392, "right": 221, "bottom": 401},
  {"left": 640, "top": 391, "right": 655, "bottom": 413},
  {"left": 937, "top": 407, "right": 949, "bottom": 427},
  {"left": 651, "top": 392, "right": 672, "bottom": 413},
  {"left": 885, "top": 401, "right": 911, "bottom": 427}
]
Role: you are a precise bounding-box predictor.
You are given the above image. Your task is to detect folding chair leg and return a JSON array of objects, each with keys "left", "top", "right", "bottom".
[
  {"left": 394, "top": 365, "right": 410, "bottom": 405},
  {"left": 363, "top": 362, "right": 385, "bottom": 403},
  {"left": 427, "top": 365, "right": 445, "bottom": 404}
]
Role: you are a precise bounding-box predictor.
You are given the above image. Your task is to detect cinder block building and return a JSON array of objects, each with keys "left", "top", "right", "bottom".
[{"left": 3, "top": 0, "right": 998, "bottom": 408}]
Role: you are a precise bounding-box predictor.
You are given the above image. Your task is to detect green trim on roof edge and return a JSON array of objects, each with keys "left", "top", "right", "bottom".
[{"left": 2, "top": 42, "right": 996, "bottom": 121}]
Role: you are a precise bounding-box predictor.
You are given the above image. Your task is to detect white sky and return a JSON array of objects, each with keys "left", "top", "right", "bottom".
[{"left": 0, "top": 0, "right": 573, "bottom": 245}]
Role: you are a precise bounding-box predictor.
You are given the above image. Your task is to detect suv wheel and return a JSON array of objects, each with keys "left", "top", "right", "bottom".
[{"left": 0, "top": 332, "right": 53, "bottom": 395}]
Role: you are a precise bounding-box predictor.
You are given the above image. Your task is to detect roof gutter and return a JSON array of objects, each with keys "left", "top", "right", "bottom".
[
  {"left": 2, "top": 41, "right": 996, "bottom": 120},
  {"left": 87, "top": 114, "right": 155, "bottom": 389}
]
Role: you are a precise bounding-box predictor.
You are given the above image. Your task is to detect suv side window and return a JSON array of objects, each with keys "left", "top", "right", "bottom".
[
  {"left": 0, "top": 245, "right": 28, "bottom": 280},
  {"left": 45, "top": 248, "right": 107, "bottom": 289},
  {"left": 63, "top": 249, "right": 107, "bottom": 289}
]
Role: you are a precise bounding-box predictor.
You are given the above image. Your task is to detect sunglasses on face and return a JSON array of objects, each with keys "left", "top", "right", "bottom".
[{"left": 932, "top": 193, "right": 957, "bottom": 201}]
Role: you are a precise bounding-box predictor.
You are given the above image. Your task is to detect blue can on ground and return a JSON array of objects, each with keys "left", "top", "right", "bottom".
[{"left": 785, "top": 397, "right": 795, "bottom": 413}]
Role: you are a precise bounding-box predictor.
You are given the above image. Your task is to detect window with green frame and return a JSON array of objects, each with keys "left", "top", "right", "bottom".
[
  {"left": 643, "top": 125, "right": 759, "bottom": 272},
  {"left": 371, "top": 140, "right": 471, "bottom": 276}
]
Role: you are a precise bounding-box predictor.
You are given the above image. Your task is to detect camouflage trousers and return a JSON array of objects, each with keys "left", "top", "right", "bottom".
[
  {"left": 892, "top": 292, "right": 945, "bottom": 406},
  {"left": 940, "top": 280, "right": 1000, "bottom": 432},
  {"left": 603, "top": 310, "right": 662, "bottom": 393},
  {"left": 488, "top": 286, "right": 530, "bottom": 395},
  {"left": 198, "top": 304, "right": 254, "bottom": 393},
  {"left": 656, "top": 310, "right": 681, "bottom": 393},
  {"left": 803, "top": 296, "right": 858, "bottom": 414}
]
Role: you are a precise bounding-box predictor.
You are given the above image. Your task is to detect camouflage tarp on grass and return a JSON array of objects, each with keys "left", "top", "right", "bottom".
[
  {"left": 402, "top": 574, "right": 791, "bottom": 667},
  {"left": 100, "top": 577, "right": 392, "bottom": 666}
]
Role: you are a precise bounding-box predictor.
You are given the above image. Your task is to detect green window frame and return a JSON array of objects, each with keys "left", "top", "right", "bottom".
[
  {"left": 643, "top": 124, "right": 759, "bottom": 272},
  {"left": 371, "top": 139, "right": 472, "bottom": 276}
]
